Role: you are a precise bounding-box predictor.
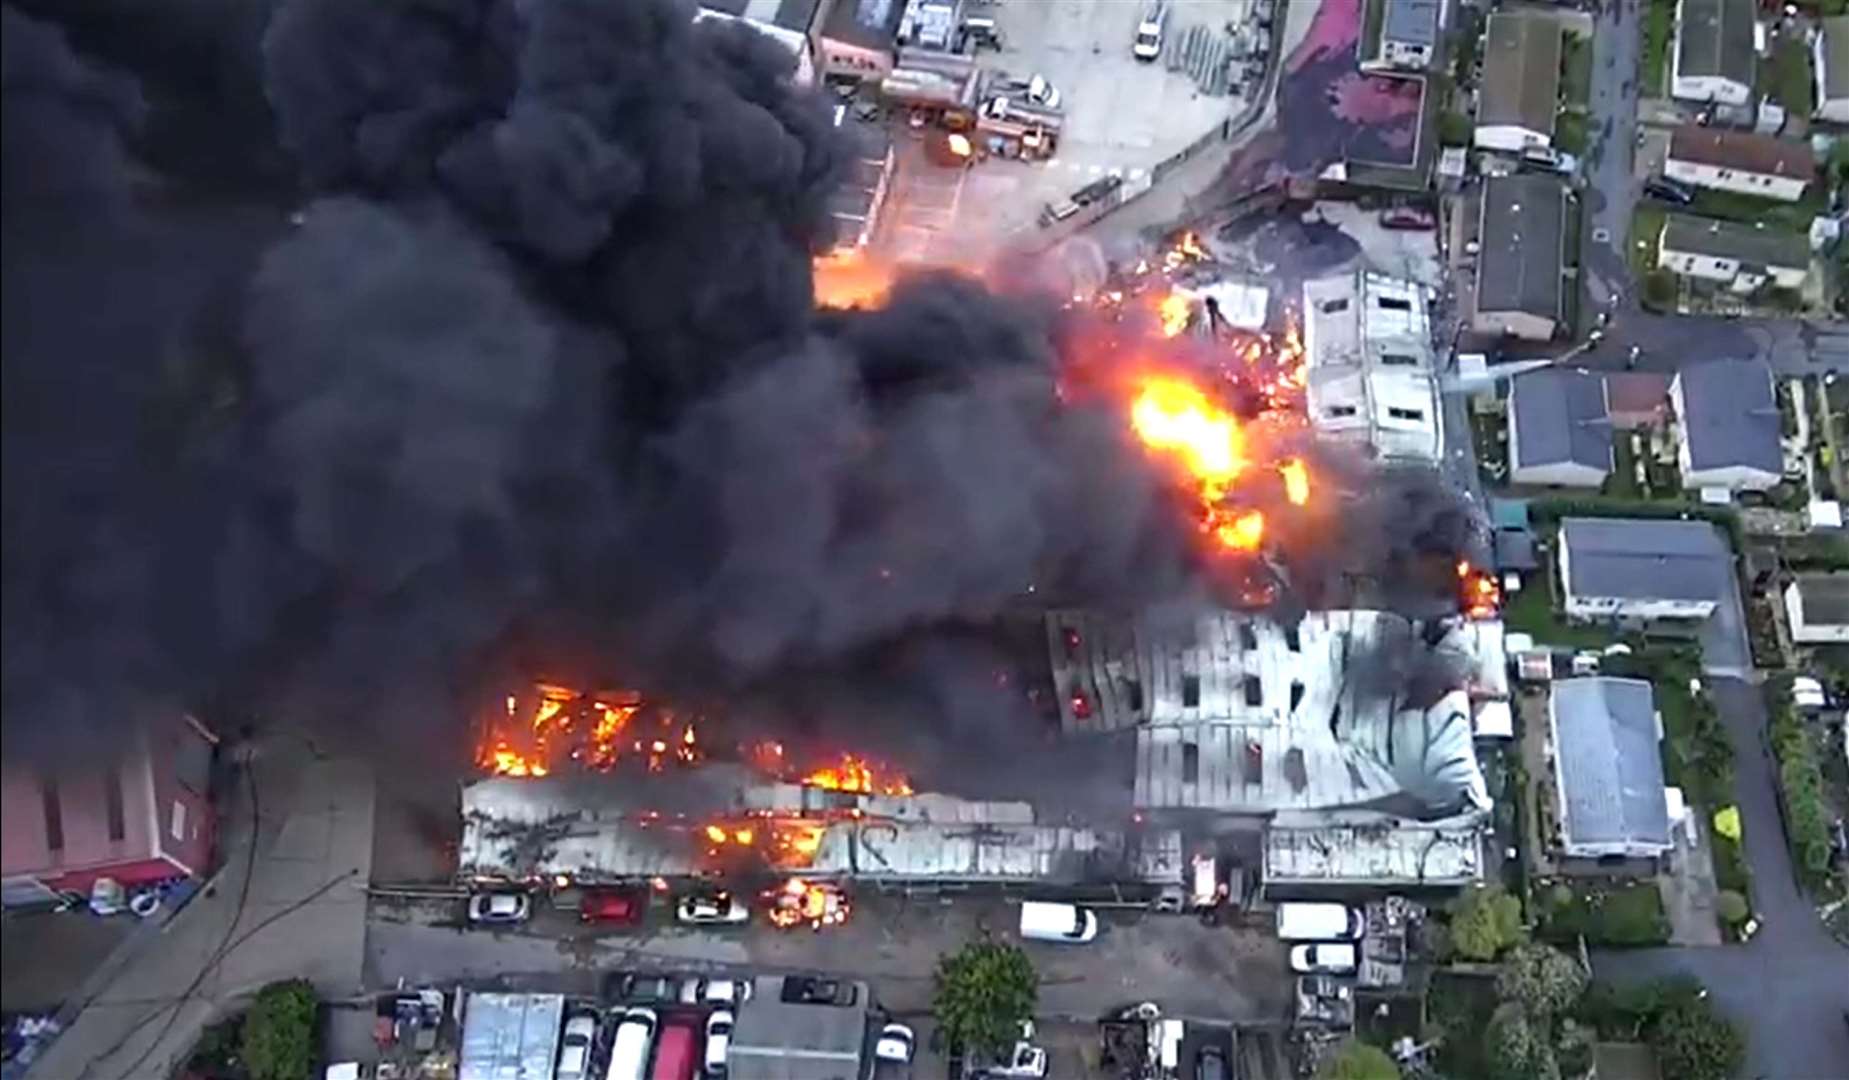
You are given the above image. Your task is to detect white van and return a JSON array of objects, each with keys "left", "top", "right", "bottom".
[
  {"left": 1018, "top": 901, "right": 1099, "bottom": 943},
  {"left": 1132, "top": 3, "right": 1167, "bottom": 61},
  {"left": 606, "top": 1007, "right": 658, "bottom": 1080},
  {"left": 1274, "top": 902, "right": 1364, "bottom": 941}
]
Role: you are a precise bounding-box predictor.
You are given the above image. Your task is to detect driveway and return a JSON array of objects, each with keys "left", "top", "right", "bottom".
[{"left": 1592, "top": 677, "right": 1849, "bottom": 1079}]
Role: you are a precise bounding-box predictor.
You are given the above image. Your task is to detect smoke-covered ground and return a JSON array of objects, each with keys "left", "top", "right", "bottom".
[{"left": 2, "top": 0, "right": 1477, "bottom": 775}]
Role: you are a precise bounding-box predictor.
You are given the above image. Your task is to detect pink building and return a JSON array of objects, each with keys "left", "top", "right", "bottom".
[{"left": 1, "top": 715, "right": 218, "bottom": 907}]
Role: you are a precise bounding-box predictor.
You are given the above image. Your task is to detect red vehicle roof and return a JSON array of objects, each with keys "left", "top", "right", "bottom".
[
  {"left": 580, "top": 887, "right": 642, "bottom": 923},
  {"left": 650, "top": 1022, "right": 696, "bottom": 1080}
]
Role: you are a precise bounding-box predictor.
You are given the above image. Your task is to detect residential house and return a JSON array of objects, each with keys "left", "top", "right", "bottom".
[
  {"left": 1508, "top": 369, "right": 1612, "bottom": 487},
  {"left": 1603, "top": 372, "right": 1673, "bottom": 430},
  {"left": 1814, "top": 16, "right": 1849, "bottom": 124},
  {"left": 696, "top": 0, "right": 821, "bottom": 85},
  {"left": 1473, "top": 174, "right": 1570, "bottom": 341},
  {"left": 1474, "top": 13, "right": 1562, "bottom": 153},
  {"left": 1, "top": 715, "right": 217, "bottom": 907},
  {"left": 1671, "top": 358, "right": 1783, "bottom": 492},
  {"left": 1302, "top": 271, "right": 1442, "bottom": 463},
  {"left": 1666, "top": 127, "right": 1815, "bottom": 202},
  {"left": 1657, "top": 214, "right": 1810, "bottom": 291},
  {"left": 1557, "top": 516, "right": 1727, "bottom": 622},
  {"left": 1784, "top": 573, "right": 1849, "bottom": 643},
  {"left": 1672, "top": 0, "right": 1755, "bottom": 106},
  {"left": 1547, "top": 678, "right": 1672, "bottom": 860},
  {"left": 1367, "top": 0, "right": 1444, "bottom": 72}
]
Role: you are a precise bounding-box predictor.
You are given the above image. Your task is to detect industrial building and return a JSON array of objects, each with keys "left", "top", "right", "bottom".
[{"left": 1302, "top": 272, "right": 1442, "bottom": 464}]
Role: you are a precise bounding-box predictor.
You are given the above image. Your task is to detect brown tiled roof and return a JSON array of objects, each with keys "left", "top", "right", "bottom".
[
  {"left": 1668, "top": 126, "right": 1815, "bottom": 180},
  {"left": 1603, "top": 372, "right": 1671, "bottom": 419}
]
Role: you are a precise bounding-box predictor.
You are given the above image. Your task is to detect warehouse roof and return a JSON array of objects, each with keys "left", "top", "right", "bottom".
[
  {"left": 1476, "top": 174, "right": 1567, "bottom": 322},
  {"left": 1549, "top": 678, "right": 1670, "bottom": 851},
  {"left": 1558, "top": 517, "right": 1728, "bottom": 604},
  {"left": 1478, "top": 13, "right": 1561, "bottom": 137},
  {"left": 1660, "top": 214, "right": 1810, "bottom": 272},
  {"left": 821, "top": 0, "right": 904, "bottom": 50},
  {"left": 1676, "top": 0, "right": 1755, "bottom": 84},
  {"left": 1673, "top": 358, "right": 1782, "bottom": 475},
  {"left": 1669, "top": 127, "right": 1814, "bottom": 180},
  {"left": 1510, "top": 368, "right": 1611, "bottom": 471},
  {"left": 1263, "top": 817, "right": 1485, "bottom": 885}
]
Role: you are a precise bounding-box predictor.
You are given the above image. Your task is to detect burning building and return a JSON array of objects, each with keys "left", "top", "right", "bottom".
[{"left": 1302, "top": 271, "right": 1442, "bottom": 464}]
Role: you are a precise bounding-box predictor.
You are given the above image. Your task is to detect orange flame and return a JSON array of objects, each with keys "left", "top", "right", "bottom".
[
  {"left": 1130, "top": 377, "right": 1248, "bottom": 494},
  {"left": 800, "top": 752, "right": 913, "bottom": 796},
  {"left": 1457, "top": 560, "right": 1502, "bottom": 620},
  {"left": 1213, "top": 509, "right": 1266, "bottom": 551},
  {"left": 766, "top": 877, "right": 849, "bottom": 929},
  {"left": 813, "top": 250, "right": 896, "bottom": 309},
  {"left": 1158, "top": 293, "right": 1192, "bottom": 338},
  {"left": 1280, "top": 458, "right": 1310, "bottom": 506}
]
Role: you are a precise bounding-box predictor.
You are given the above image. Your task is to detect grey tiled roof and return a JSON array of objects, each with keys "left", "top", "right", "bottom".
[
  {"left": 1559, "top": 517, "right": 1728, "bottom": 603},
  {"left": 1676, "top": 0, "right": 1755, "bottom": 85},
  {"left": 1478, "top": 13, "right": 1561, "bottom": 136},
  {"left": 1660, "top": 214, "right": 1810, "bottom": 272},
  {"left": 1674, "top": 359, "right": 1782, "bottom": 475},
  {"left": 1792, "top": 573, "right": 1849, "bottom": 626},
  {"left": 1551, "top": 677, "right": 1670, "bottom": 850},
  {"left": 1511, "top": 368, "right": 1611, "bottom": 470},
  {"left": 1476, "top": 175, "right": 1566, "bottom": 322}
]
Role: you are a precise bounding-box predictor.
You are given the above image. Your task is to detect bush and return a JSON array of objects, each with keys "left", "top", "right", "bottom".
[
  {"left": 1315, "top": 1039, "right": 1400, "bottom": 1079},
  {"left": 1716, "top": 890, "right": 1749, "bottom": 926},
  {"left": 933, "top": 940, "right": 1038, "bottom": 1058},
  {"left": 241, "top": 980, "right": 317, "bottom": 1080},
  {"left": 1496, "top": 944, "right": 1589, "bottom": 1018},
  {"left": 1485, "top": 1001, "right": 1560, "bottom": 1080},
  {"left": 1767, "top": 681, "right": 1837, "bottom": 888},
  {"left": 1650, "top": 998, "right": 1747, "bottom": 1080},
  {"left": 1449, "top": 885, "right": 1526, "bottom": 961}
]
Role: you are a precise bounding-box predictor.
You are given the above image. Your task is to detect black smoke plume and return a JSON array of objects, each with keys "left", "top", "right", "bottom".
[{"left": 3, "top": 0, "right": 1475, "bottom": 774}]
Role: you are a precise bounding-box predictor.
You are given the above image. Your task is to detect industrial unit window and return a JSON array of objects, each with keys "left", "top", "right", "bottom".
[
  {"left": 1181, "top": 674, "right": 1201, "bottom": 708},
  {"left": 105, "top": 764, "right": 126, "bottom": 842},
  {"left": 1326, "top": 405, "right": 1358, "bottom": 418},
  {"left": 1238, "top": 623, "right": 1257, "bottom": 651},
  {"left": 1318, "top": 298, "right": 1349, "bottom": 314},
  {"left": 1375, "top": 295, "right": 1411, "bottom": 312},
  {"left": 1379, "top": 353, "right": 1418, "bottom": 366},
  {"left": 1182, "top": 743, "right": 1200, "bottom": 784},
  {"left": 1290, "top": 681, "right": 1305, "bottom": 711},
  {"left": 1243, "top": 676, "right": 1263, "bottom": 707},
  {"left": 1124, "top": 678, "right": 1144, "bottom": 712},
  {"left": 41, "top": 777, "right": 63, "bottom": 852},
  {"left": 1387, "top": 406, "right": 1425, "bottom": 422}
]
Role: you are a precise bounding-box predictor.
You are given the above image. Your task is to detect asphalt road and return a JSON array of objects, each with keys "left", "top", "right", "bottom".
[{"left": 1591, "top": 678, "right": 1849, "bottom": 1080}]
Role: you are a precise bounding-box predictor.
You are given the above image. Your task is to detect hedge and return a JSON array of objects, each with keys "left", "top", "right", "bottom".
[{"left": 1767, "top": 681, "right": 1834, "bottom": 889}]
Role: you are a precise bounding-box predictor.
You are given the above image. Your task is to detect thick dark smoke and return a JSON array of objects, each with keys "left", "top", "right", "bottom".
[{"left": 2, "top": 0, "right": 1474, "bottom": 773}]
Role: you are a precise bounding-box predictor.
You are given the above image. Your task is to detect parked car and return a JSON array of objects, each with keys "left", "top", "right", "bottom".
[
  {"left": 677, "top": 976, "right": 707, "bottom": 1005},
  {"left": 581, "top": 886, "right": 647, "bottom": 925},
  {"left": 676, "top": 891, "right": 749, "bottom": 925},
  {"left": 1018, "top": 901, "right": 1098, "bottom": 943},
  {"left": 702, "top": 979, "right": 753, "bottom": 1006},
  {"left": 968, "top": 1041, "right": 1048, "bottom": 1079},
  {"left": 608, "top": 1009, "right": 659, "bottom": 1080},
  {"left": 1379, "top": 205, "right": 1437, "bottom": 230},
  {"left": 652, "top": 1016, "right": 698, "bottom": 1080},
  {"left": 555, "top": 1013, "right": 598, "bottom": 1080},
  {"left": 1133, "top": 2, "right": 1168, "bottom": 60},
  {"left": 1289, "top": 942, "right": 1360, "bottom": 974},
  {"left": 1274, "top": 902, "right": 1364, "bottom": 941},
  {"left": 1642, "top": 176, "right": 1695, "bottom": 205},
  {"left": 704, "top": 1010, "right": 733, "bottom": 1077},
  {"left": 780, "top": 975, "right": 858, "bottom": 1006},
  {"left": 874, "top": 1023, "right": 916, "bottom": 1063},
  {"left": 602, "top": 972, "right": 677, "bottom": 1006},
  {"left": 467, "top": 891, "right": 531, "bottom": 925}
]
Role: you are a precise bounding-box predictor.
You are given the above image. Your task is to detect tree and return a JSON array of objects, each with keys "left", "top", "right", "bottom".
[
  {"left": 932, "top": 940, "right": 1037, "bottom": 1057},
  {"left": 241, "top": 979, "right": 318, "bottom": 1080},
  {"left": 1485, "top": 1001, "right": 1560, "bottom": 1080},
  {"left": 1315, "top": 1039, "right": 1400, "bottom": 1080},
  {"left": 1715, "top": 890, "right": 1749, "bottom": 927},
  {"left": 1496, "top": 944, "right": 1588, "bottom": 1018},
  {"left": 1649, "top": 998, "right": 1747, "bottom": 1080},
  {"left": 1449, "top": 885, "right": 1526, "bottom": 961}
]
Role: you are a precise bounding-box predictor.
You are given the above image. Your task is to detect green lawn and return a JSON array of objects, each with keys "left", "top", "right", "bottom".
[
  {"left": 1606, "top": 435, "right": 1639, "bottom": 498},
  {"left": 1562, "top": 34, "right": 1593, "bottom": 109},
  {"left": 1766, "top": 33, "right": 1815, "bottom": 117},
  {"left": 1688, "top": 186, "right": 1826, "bottom": 232},
  {"left": 1640, "top": 0, "right": 1674, "bottom": 95},
  {"left": 1539, "top": 880, "right": 1671, "bottom": 946},
  {"left": 1555, "top": 110, "right": 1590, "bottom": 157},
  {"left": 1629, "top": 205, "right": 1665, "bottom": 280},
  {"left": 1503, "top": 566, "right": 1613, "bottom": 649}
]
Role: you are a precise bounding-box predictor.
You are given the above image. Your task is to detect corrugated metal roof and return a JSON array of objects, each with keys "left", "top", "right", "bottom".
[
  {"left": 1674, "top": 359, "right": 1782, "bottom": 475},
  {"left": 1559, "top": 517, "right": 1728, "bottom": 604},
  {"left": 1549, "top": 678, "right": 1670, "bottom": 851},
  {"left": 459, "top": 993, "right": 564, "bottom": 1080},
  {"left": 1263, "top": 819, "right": 1485, "bottom": 885},
  {"left": 1510, "top": 368, "right": 1611, "bottom": 471},
  {"left": 1675, "top": 0, "right": 1755, "bottom": 83}
]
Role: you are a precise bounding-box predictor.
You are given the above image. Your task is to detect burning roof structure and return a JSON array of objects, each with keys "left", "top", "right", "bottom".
[{"left": 1049, "top": 608, "right": 1495, "bottom": 819}]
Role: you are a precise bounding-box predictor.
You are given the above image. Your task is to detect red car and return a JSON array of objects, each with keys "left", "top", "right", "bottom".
[{"left": 580, "top": 886, "right": 646, "bottom": 925}]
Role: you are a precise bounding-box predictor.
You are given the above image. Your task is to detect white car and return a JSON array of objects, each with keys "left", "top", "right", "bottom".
[
  {"left": 676, "top": 892, "right": 749, "bottom": 925},
  {"left": 703, "top": 979, "right": 753, "bottom": 1006},
  {"left": 467, "top": 891, "right": 531, "bottom": 924},
  {"left": 677, "top": 976, "right": 706, "bottom": 1005},
  {"left": 974, "top": 1042, "right": 1048, "bottom": 1079},
  {"left": 1026, "top": 75, "right": 1060, "bottom": 110},
  {"left": 555, "top": 1014, "right": 597, "bottom": 1080},
  {"left": 704, "top": 1009, "right": 734, "bottom": 1077},
  {"left": 874, "top": 1023, "right": 915, "bottom": 1063},
  {"left": 1289, "top": 942, "right": 1359, "bottom": 974},
  {"left": 1132, "top": 3, "right": 1167, "bottom": 60}
]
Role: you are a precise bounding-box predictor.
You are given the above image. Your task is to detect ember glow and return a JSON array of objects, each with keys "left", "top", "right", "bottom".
[
  {"left": 1457, "top": 561, "right": 1502, "bottom": 620},
  {"left": 765, "top": 876, "right": 849, "bottom": 930},
  {"left": 476, "top": 683, "right": 702, "bottom": 777},
  {"left": 1157, "top": 292, "right": 1192, "bottom": 338},
  {"left": 812, "top": 250, "right": 897, "bottom": 309},
  {"left": 800, "top": 752, "right": 914, "bottom": 796},
  {"left": 1280, "top": 458, "right": 1311, "bottom": 506}
]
